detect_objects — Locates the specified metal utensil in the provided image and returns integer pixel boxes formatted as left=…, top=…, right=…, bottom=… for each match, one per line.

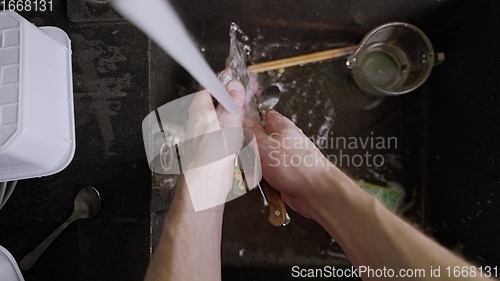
left=257, top=85, right=281, bottom=114
left=19, top=187, right=101, bottom=271
left=256, top=86, right=290, bottom=226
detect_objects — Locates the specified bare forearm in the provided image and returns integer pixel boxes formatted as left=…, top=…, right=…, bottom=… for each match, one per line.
left=145, top=177, right=224, bottom=281
left=311, top=170, right=491, bottom=280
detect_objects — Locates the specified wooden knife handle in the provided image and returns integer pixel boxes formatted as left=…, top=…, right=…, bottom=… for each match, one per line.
left=261, top=181, right=287, bottom=226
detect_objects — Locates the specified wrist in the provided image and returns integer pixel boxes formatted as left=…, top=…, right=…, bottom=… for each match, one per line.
left=171, top=176, right=226, bottom=214
left=305, top=166, right=370, bottom=224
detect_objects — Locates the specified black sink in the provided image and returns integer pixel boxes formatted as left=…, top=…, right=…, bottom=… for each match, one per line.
left=0, top=0, right=499, bottom=280
left=151, top=0, right=500, bottom=278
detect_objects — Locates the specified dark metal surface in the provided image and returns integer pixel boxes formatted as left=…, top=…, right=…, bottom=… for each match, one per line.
left=152, top=0, right=500, bottom=279
left=149, top=1, right=429, bottom=273
left=427, top=0, right=500, bottom=267
left=0, top=0, right=499, bottom=280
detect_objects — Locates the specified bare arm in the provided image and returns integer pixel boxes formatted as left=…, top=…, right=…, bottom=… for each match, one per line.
left=145, top=80, right=246, bottom=281
left=144, top=176, right=224, bottom=281
left=312, top=170, right=489, bottom=280
left=246, top=110, right=493, bottom=281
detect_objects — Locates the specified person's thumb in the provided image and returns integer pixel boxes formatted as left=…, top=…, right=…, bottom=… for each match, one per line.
left=265, top=110, right=298, bottom=135
left=187, top=90, right=220, bottom=139
left=216, top=81, right=245, bottom=127
left=243, top=118, right=268, bottom=145
left=189, top=90, right=216, bottom=118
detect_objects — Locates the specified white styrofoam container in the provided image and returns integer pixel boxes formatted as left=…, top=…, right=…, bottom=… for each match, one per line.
left=0, top=245, right=24, bottom=281
left=0, top=11, right=75, bottom=182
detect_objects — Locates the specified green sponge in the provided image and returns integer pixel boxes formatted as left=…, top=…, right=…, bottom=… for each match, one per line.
left=356, top=180, right=403, bottom=213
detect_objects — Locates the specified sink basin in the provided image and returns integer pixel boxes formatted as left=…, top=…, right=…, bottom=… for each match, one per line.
left=0, top=1, right=497, bottom=280
left=151, top=40, right=425, bottom=273
left=149, top=0, right=500, bottom=277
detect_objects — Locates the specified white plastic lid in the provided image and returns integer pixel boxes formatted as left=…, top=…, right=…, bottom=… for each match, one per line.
left=0, top=245, right=24, bottom=281
left=0, top=11, right=75, bottom=182
left=0, top=13, right=20, bottom=146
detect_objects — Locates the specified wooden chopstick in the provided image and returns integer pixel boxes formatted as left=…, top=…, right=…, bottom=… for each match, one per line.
left=247, top=45, right=358, bottom=73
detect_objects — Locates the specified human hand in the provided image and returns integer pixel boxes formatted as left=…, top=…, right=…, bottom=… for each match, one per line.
left=181, top=80, right=246, bottom=211
left=244, top=110, right=339, bottom=219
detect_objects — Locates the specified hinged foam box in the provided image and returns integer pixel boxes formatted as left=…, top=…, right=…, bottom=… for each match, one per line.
left=0, top=11, right=74, bottom=182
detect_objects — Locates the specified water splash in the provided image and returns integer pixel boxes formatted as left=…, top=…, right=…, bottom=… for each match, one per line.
left=112, top=0, right=241, bottom=115
left=227, top=23, right=251, bottom=92
left=226, top=23, right=259, bottom=120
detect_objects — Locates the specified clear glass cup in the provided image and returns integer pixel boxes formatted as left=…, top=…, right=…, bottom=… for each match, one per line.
left=346, top=22, right=445, bottom=96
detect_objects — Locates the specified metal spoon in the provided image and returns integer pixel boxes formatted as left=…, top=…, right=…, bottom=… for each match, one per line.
left=19, top=187, right=101, bottom=270
left=255, top=85, right=282, bottom=205
left=257, top=85, right=282, bottom=114
left=255, top=86, right=291, bottom=226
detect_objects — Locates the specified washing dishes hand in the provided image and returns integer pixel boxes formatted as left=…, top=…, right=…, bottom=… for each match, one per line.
left=144, top=79, right=247, bottom=281
left=181, top=80, right=246, bottom=211
left=244, top=110, right=494, bottom=281
left=146, top=81, right=494, bottom=281
left=244, top=110, right=341, bottom=219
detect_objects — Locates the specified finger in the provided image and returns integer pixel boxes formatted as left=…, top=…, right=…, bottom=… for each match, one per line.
left=189, top=90, right=216, bottom=117
left=216, top=68, right=232, bottom=85
left=216, top=80, right=245, bottom=114
left=243, top=118, right=269, bottom=145
left=243, top=118, right=277, bottom=163
left=216, top=80, right=246, bottom=127
left=225, top=80, right=246, bottom=107
left=265, top=110, right=299, bottom=134
left=186, top=90, right=220, bottom=138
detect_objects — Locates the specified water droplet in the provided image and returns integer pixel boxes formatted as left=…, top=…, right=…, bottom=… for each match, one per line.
left=229, top=22, right=241, bottom=33
left=346, top=58, right=356, bottom=68
left=421, top=53, right=428, bottom=64
left=243, top=45, right=251, bottom=56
